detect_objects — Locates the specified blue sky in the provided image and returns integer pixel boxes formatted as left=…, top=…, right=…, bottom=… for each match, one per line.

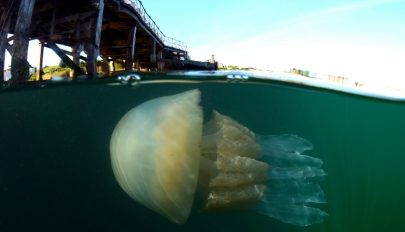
left=142, top=0, right=405, bottom=86
left=5, top=0, right=405, bottom=87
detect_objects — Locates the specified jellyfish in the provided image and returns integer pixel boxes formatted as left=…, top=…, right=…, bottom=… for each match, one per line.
left=110, top=89, right=328, bottom=226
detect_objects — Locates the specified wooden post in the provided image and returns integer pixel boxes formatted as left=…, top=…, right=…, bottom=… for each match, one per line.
left=126, top=25, right=137, bottom=70
left=72, top=42, right=83, bottom=77
left=112, top=60, right=116, bottom=72
left=108, top=60, right=114, bottom=73
left=6, top=42, right=12, bottom=54
left=85, top=40, right=98, bottom=77
left=157, top=50, right=164, bottom=70
left=85, top=0, right=104, bottom=78
left=11, top=0, right=36, bottom=84
left=72, top=22, right=83, bottom=78
left=36, top=41, right=44, bottom=81
left=72, top=23, right=82, bottom=65
left=150, top=39, right=157, bottom=69
left=135, top=60, right=139, bottom=70
left=0, top=13, right=10, bottom=83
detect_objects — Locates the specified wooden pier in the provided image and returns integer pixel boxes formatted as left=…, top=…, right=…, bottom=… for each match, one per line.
left=0, top=0, right=217, bottom=84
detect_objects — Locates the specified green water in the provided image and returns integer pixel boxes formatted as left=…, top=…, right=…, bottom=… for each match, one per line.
left=1, top=78, right=405, bottom=231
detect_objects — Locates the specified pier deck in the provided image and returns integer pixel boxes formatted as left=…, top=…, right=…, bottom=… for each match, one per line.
left=0, top=0, right=217, bottom=83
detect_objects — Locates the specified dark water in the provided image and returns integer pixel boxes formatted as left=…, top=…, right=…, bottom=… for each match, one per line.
left=1, top=77, right=405, bottom=231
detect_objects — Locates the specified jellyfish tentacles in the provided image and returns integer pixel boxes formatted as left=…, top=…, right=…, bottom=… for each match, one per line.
left=198, top=111, right=268, bottom=209
left=199, top=111, right=328, bottom=226
left=110, top=89, right=328, bottom=226
left=254, top=134, right=328, bottom=226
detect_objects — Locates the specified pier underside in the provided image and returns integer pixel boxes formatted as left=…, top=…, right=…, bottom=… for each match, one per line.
left=0, top=0, right=217, bottom=83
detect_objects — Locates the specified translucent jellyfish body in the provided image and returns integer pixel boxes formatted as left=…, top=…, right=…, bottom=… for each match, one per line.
left=199, top=111, right=328, bottom=226
left=110, top=89, right=328, bottom=226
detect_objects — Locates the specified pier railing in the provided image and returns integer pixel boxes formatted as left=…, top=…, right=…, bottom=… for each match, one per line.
left=122, top=0, right=187, bottom=51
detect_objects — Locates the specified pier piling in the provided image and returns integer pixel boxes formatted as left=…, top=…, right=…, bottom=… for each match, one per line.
left=126, top=24, right=137, bottom=70
left=151, top=38, right=157, bottom=69
left=85, top=0, right=104, bottom=78
left=0, top=10, right=10, bottom=83
left=11, top=0, right=36, bottom=84
left=36, top=41, right=44, bottom=81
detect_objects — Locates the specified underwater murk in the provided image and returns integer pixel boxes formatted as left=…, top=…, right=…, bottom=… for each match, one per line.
left=1, top=73, right=405, bottom=232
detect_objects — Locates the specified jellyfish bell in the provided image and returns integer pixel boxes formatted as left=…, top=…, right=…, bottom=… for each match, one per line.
left=110, top=89, right=328, bottom=226
left=110, top=89, right=203, bottom=224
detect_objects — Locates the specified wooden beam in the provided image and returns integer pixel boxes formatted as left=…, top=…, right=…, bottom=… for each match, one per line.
left=104, top=21, right=130, bottom=30
left=126, top=25, right=137, bottom=70
left=11, top=0, right=36, bottom=84
left=7, top=36, right=14, bottom=42
left=68, top=49, right=87, bottom=61
left=46, top=40, right=83, bottom=75
left=43, top=43, right=86, bottom=61
left=33, top=2, right=55, bottom=14
left=0, top=11, right=10, bottom=83
left=105, top=40, right=131, bottom=46
left=103, top=45, right=129, bottom=49
left=43, top=11, right=96, bottom=29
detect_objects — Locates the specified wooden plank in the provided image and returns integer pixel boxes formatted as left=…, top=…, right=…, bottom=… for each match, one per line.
left=11, top=0, right=36, bottom=84
left=0, top=11, right=10, bottom=82
left=46, top=40, right=83, bottom=75
left=104, top=45, right=129, bottom=49
left=126, top=25, right=137, bottom=70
